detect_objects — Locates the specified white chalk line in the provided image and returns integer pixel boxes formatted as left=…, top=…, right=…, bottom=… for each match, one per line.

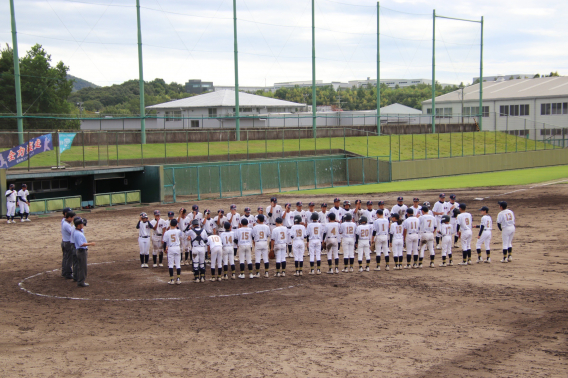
left=18, top=261, right=301, bottom=301
left=475, top=178, right=568, bottom=200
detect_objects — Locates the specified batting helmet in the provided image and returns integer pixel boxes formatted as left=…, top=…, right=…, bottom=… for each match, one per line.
left=311, top=212, right=319, bottom=221
left=343, top=213, right=352, bottom=222
left=441, top=215, right=450, bottom=223
left=293, top=215, right=302, bottom=224
left=343, top=200, right=351, bottom=206
left=140, top=212, right=148, bottom=218
left=423, top=201, right=430, bottom=207
left=359, top=216, right=368, bottom=224
left=73, top=217, right=83, bottom=227
left=192, top=204, right=199, bottom=211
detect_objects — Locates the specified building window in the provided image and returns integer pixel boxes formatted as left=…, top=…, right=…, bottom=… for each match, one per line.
left=540, top=128, right=562, bottom=136
left=165, top=111, right=181, bottom=121
left=30, top=179, right=68, bottom=193
left=564, top=103, right=568, bottom=114
left=541, top=103, right=551, bottom=115
left=510, top=105, right=520, bottom=116
left=499, top=105, right=509, bottom=116
left=208, top=108, right=217, bottom=117
left=191, top=120, right=199, bottom=128
left=508, top=130, right=529, bottom=136
left=520, top=104, right=529, bottom=116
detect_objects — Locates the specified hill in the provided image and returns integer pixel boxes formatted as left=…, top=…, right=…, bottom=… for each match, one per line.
left=67, top=75, right=99, bottom=92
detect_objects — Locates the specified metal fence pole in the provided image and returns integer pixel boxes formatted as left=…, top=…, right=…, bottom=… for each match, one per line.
left=343, top=127, right=346, bottom=152
left=246, top=130, right=249, bottom=160
left=484, top=131, right=486, bottom=155
left=228, top=131, right=230, bottom=161
left=505, top=116, right=508, bottom=152
left=462, top=131, right=464, bottom=157
left=116, top=132, right=119, bottom=166
left=376, top=157, right=379, bottom=183
left=164, top=129, right=167, bottom=164
left=296, top=160, right=300, bottom=190
left=449, top=131, right=452, bottom=157
left=82, top=131, right=86, bottom=168
left=219, top=165, right=223, bottom=198
left=282, top=128, right=284, bottom=158
left=389, top=133, right=392, bottom=158
left=346, top=157, right=350, bottom=186
left=265, top=129, right=268, bottom=158
left=239, top=164, right=243, bottom=196
left=398, top=134, right=401, bottom=161
left=525, top=120, right=527, bottom=151
left=259, top=163, right=263, bottom=194
left=277, top=161, right=281, bottom=192
left=361, top=157, right=365, bottom=185
left=330, top=158, right=334, bottom=187
left=298, top=127, right=301, bottom=157
left=197, top=167, right=201, bottom=201
left=412, top=133, right=414, bottom=160
left=140, top=131, right=144, bottom=165
left=207, top=130, right=210, bottom=162
left=495, top=128, right=497, bottom=154
left=366, top=132, right=369, bottom=157
left=186, top=130, right=189, bottom=163
left=313, top=159, right=317, bottom=189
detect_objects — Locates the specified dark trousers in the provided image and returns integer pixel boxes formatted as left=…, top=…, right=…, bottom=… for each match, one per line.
left=76, top=248, right=88, bottom=285
left=72, top=246, right=78, bottom=281
left=61, top=241, right=73, bottom=278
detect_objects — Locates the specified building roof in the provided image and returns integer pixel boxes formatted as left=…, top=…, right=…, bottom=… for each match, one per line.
left=423, top=76, right=568, bottom=104
left=146, top=90, right=305, bottom=109
left=380, top=103, right=422, bottom=115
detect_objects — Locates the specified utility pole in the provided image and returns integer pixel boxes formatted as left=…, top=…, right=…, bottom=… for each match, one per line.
left=311, top=0, right=316, bottom=137
left=479, top=16, right=484, bottom=131
left=233, top=0, right=241, bottom=141
left=9, top=0, right=24, bottom=144
left=431, top=9, right=436, bottom=134
left=136, top=0, right=146, bottom=144
left=376, top=1, right=381, bottom=135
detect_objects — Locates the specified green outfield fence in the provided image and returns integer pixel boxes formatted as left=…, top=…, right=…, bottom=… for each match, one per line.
left=29, top=195, right=81, bottom=214
left=94, top=190, right=141, bottom=207
left=0, top=113, right=566, bottom=171
left=163, top=155, right=391, bottom=203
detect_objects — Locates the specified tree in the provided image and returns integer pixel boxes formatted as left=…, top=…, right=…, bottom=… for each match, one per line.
left=534, top=74, right=540, bottom=78
left=0, top=44, right=78, bottom=130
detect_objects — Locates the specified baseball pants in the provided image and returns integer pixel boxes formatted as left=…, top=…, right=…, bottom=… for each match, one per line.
left=61, top=241, right=73, bottom=278
left=138, top=237, right=150, bottom=255
left=420, top=232, right=435, bottom=258
left=19, top=202, right=29, bottom=215
left=441, top=236, right=452, bottom=257
left=476, top=230, right=492, bottom=251
left=151, top=237, right=163, bottom=255
left=374, top=235, right=389, bottom=256
left=406, top=233, right=419, bottom=256
left=274, top=244, right=287, bottom=264
left=6, top=201, right=15, bottom=217
left=357, top=240, right=371, bottom=262
left=308, top=239, right=322, bottom=262
left=254, top=241, right=269, bottom=263
left=222, top=246, right=235, bottom=266
left=391, top=239, right=404, bottom=258
left=292, top=240, right=305, bottom=262
left=238, top=245, right=252, bottom=265
left=192, top=246, right=206, bottom=270
left=325, top=239, right=339, bottom=260
left=210, top=246, right=223, bottom=269
left=72, top=245, right=78, bottom=281
left=501, top=226, right=515, bottom=250
left=76, top=248, right=88, bottom=285
left=167, top=247, right=181, bottom=269
left=461, top=229, right=473, bottom=251
left=342, top=238, right=355, bottom=259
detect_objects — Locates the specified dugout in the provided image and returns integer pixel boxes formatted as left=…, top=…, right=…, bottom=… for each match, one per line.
left=1, top=166, right=164, bottom=216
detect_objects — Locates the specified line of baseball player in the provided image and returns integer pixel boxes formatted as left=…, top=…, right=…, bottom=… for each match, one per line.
left=136, top=195, right=516, bottom=285
left=5, top=183, right=31, bottom=223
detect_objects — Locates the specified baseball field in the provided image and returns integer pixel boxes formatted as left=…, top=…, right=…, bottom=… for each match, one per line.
left=1, top=166, right=568, bottom=377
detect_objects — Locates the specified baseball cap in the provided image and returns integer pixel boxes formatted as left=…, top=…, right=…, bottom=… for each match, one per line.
left=355, top=199, right=361, bottom=204
left=218, top=209, right=225, bottom=214
left=413, top=197, right=419, bottom=202
left=230, top=204, right=237, bottom=210
left=257, top=206, right=263, bottom=211
left=321, top=203, right=327, bottom=208
left=378, top=201, right=385, bottom=206
left=140, top=212, right=148, bottom=218
left=154, top=210, right=160, bottom=216
left=204, top=209, right=211, bottom=214
left=397, top=197, right=403, bottom=201
left=244, top=207, right=251, bottom=213
left=179, top=207, right=187, bottom=214
left=449, top=194, right=456, bottom=200
left=439, top=193, right=446, bottom=198
left=167, top=211, right=174, bottom=217
left=270, top=197, right=277, bottom=203
left=459, top=203, right=467, bottom=210
left=343, top=200, right=351, bottom=205
left=285, top=203, right=291, bottom=208
left=308, top=202, right=315, bottom=207
left=22, top=184, right=27, bottom=188
left=498, top=201, right=507, bottom=208
left=63, top=207, right=72, bottom=215
left=334, top=197, right=340, bottom=202
left=366, top=201, right=373, bottom=206
left=479, top=206, right=489, bottom=212
left=192, top=204, right=198, bottom=211
left=296, top=201, right=303, bottom=206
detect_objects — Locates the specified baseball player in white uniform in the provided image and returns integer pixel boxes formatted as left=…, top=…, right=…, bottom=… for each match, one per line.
left=342, top=200, right=354, bottom=222
left=243, top=207, right=255, bottom=228
left=187, top=219, right=208, bottom=282
left=456, top=203, right=473, bottom=266
left=409, top=198, right=421, bottom=218
left=136, top=212, right=152, bottom=268
left=293, top=202, right=307, bottom=225
left=352, top=200, right=363, bottom=223
left=391, top=197, right=408, bottom=220
left=255, top=207, right=265, bottom=227
left=448, top=195, right=460, bottom=247
left=17, top=184, right=30, bottom=222
left=329, top=198, right=344, bottom=223
left=362, top=201, right=377, bottom=224
left=252, top=214, right=271, bottom=278
left=305, top=202, right=317, bottom=224
left=282, top=203, right=294, bottom=258
left=290, top=215, right=306, bottom=276
left=266, top=197, right=282, bottom=232
left=150, top=210, right=168, bottom=267
left=228, top=205, right=241, bottom=260
left=355, top=216, right=373, bottom=272
left=418, top=206, right=436, bottom=268
left=432, top=193, right=446, bottom=249
left=340, top=213, right=356, bottom=272
left=5, top=184, right=17, bottom=223
left=390, top=213, right=404, bottom=270
left=219, top=222, right=236, bottom=280
left=372, top=209, right=390, bottom=271
left=402, top=208, right=420, bottom=268
left=439, top=215, right=453, bottom=267
left=207, top=233, right=224, bottom=281
left=497, top=201, right=515, bottom=263
left=163, top=219, right=183, bottom=285
left=324, top=212, right=340, bottom=274
left=318, top=203, right=329, bottom=224
left=202, top=210, right=216, bottom=235
left=177, top=208, right=191, bottom=265
left=306, top=212, right=324, bottom=274
left=474, top=206, right=492, bottom=263
left=271, top=217, right=288, bottom=277
left=235, top=218, right=254, bottom=279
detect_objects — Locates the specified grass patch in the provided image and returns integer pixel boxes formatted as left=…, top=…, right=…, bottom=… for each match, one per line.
left=10, top=131, right=552, bottom=168
left=290, top=165, right=568, bottom=195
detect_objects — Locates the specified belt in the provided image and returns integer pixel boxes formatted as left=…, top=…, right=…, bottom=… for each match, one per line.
left=140, top=236, right=149, bottom=238
left=156, top=234, right=162, bottom=236
left=8, top=201, right=15, bottom=203
left=287, top=226, right=291, bottom=229
left=232, top=227, right=237, bottom=229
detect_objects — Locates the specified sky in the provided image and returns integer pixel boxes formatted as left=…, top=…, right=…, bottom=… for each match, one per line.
left=1, top=0, right=567, bottom=88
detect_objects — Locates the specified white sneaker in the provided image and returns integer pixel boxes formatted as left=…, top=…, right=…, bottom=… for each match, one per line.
left=448, top=261, right=454, bottom=266
left=141, top=264, right=145, bottom=268
left=374, top=266, right=381, bottom=271
left=167, top=279, right=174, bottom=285
left=294, top=271, right=299, bottom=277
left=231, top=274, right=236, bottom=279
left=309, top=270, right=315, bottom=275
left=200, top=277, right=205, bottom=283
left=210, top=277, right=216, bottom=282
left=403, top=264, right=409, bottom=269
left=349, top=267, right=354, bottom=273
left=430, top=262, right=435, bottom=268
left=239, top=273, right=245, bottom=279
left=25, top=218, right=31, bottom=222
left=281, top=271, right=286, bottom=277
left=327, top=269, right=334, bottom=274
left=255, top=272, right=261, bottom=278
left=508, top=256, right=512, bottom=262
left=477, top=258, right=483, bottom=264
left=467, top=260, right=473, bottom=265
left=385, top=265, right=390, bottom=271
left=500, top=259, right=508, bottom=263
left=365, top=266, right=370, bottom=272
left=20, top=219, right=24, bottom=222
left=335, top=267, right=339, bottom=274
left=6, top=220, right=9, bottom=224
left=439, top=262, right=446, bottom=267
left=316, top=269, right=321, bottom=275
left=144, top=264, right=149, bottom=268
left=159, top=263, right=163, bottom=267
left=176, top=278, right=181, bottom=285
left=275, top=272, right=281, bottom=277
left=458, top=262, right=468, bottom=266
left=265, top=272, right=269, bottom=278
left=194, top=278, right=200, bottom=283
left=485, top=258, right=491, bottom=263
left=436, top=245, right=441, bottom=250
left=358, top=267, right=363, bottom=273
left=299, top=271, right=303, bottom=276
left=223, top=275, right=229, bottom=280
left=153, top=264, right=157, bottom=268
left=342, top=268, right=348, bottom=273
left=249, top=273, right=254, bottom=279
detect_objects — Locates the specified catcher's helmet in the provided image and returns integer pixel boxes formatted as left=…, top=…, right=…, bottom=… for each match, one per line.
left=311, top=212, right=319, bottom=221
left=191, top=219, right=200, bottom=226
left=293, top=215, right=302, bottom=224
left=327, top=212, right=336, bottom=221
left=441, top=215, right=450, bottom=223
left=343, top=213, right=352, bottom=222
left=359, top=216, right=368, bottom=224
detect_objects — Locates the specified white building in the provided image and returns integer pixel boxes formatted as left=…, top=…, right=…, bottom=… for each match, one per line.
left=348, top=78, right=455, bottom=89
left=422, top=76, right=568, bottom=138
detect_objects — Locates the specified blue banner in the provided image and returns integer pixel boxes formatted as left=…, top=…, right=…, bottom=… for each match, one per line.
left=0, top=133, right=53, bottom=169
left=59, top=133, right=77, bottom=155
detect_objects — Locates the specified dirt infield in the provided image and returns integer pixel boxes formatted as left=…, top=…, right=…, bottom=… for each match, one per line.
left=1, top=183, right=568, bottom=377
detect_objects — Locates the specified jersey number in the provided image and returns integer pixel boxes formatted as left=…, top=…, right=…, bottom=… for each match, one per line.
left=347, top=226, right=354, bottom=234
left=211, top=236, right=220, bottom=243
left=296, top=229, right=302, bottom=237
left=465, top=218, right=470, bottom=225
left=506, top=213, right=512, bottom=221
left=259, top=231, right=264, bottom=239
left=243, top=232, right=250, bottom=240
left=170, top=234, right=176, bottom=242
left=361, top=229, right=369, bottom=237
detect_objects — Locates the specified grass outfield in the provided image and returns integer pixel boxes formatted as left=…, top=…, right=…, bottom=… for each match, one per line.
left=290, top=165, right=568, bottom=195
left=13, top=131, right=550, bottom=168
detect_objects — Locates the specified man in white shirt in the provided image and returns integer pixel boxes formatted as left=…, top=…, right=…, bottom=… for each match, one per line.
left=418, top=206, right=437, bottom=268
left=432, top=193, right=446, bottom=249
left=163, top=219, right=183, bottom=285
left=456, top=203, right=473, bottom=266
left=306, top=213, right=324, bottom=274
left=318, top=203, right=329, bottom=224
left=271, top=217, right=288, bottom=277
left=252, top=215, right=271, bottom=278
left=372, top=209, right=390, bottom=271
left=235, top=218, right=254, bottom=279
left=266, top=197, right=282, bottom=232
left=5, top=183, right=17, bottom=224
left=150, top=210, right=168, bottom=268
left=402, top=208, right=420, bottom=268
left=340, top=213, right=357, bottom=272
left=329, top=198, right=344, bottom=223
left=497, top=201, right=516, bottom=263
left=474, top=206, right=492, bottom=263
left=136, top=212, right=152, bottom=268
left=17, top=184, right=30, bottom=222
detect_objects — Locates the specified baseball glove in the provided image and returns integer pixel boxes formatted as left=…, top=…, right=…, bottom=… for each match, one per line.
left=269, top=250, right=275, bottom=259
